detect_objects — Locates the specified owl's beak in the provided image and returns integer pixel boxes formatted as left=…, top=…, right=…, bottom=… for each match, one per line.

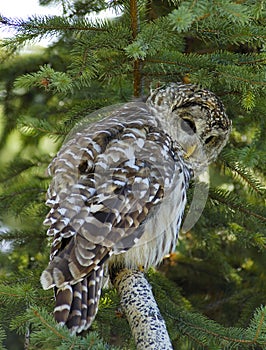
left=184, top=144, right=197, bottom=159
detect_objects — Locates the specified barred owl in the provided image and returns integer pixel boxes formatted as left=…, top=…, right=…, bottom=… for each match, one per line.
left=41, top=83, right=231, bottom=333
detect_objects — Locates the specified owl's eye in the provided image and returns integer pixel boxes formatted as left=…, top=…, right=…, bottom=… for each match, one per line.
left=180, top=118, right=196, bottom=135
left=205, top=135, right=217, bottom=145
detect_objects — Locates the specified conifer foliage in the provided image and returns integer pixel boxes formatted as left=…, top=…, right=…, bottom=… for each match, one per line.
left=0, top=1, right=265, bottom=349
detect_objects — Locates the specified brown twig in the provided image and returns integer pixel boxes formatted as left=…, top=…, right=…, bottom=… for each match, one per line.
left=130, top=0, right=141, bottom=97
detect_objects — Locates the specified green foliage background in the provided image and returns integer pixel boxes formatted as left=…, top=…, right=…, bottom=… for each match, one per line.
left=0, top=1, right=265, bottom=349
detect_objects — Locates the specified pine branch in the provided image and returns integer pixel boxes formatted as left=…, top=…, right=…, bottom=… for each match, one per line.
left=32, top=308, right=66, bottom=340
left=14, top=64, right=73, bottom=93
left=0, top=15, right=107, bottom=34
left=17, top=115, right=67, bottom=138
left=219, top=71, right=266, bottom=86
left=0, top=158, right=36, bottom=183
left=149, top=271, right=266, bottom=348
left=213, top=1, right=251, bottom=25
left=24, top=307, right=119, bottom=349
left=0, top=327, right=6, bottom=350
left=209, top=188, right=266, bottom=224
left=0, top=284, right=37, bottom=307
left=220, top=155, right=266, bottom=196
left=0, top=15, right=108, bottom=49
left=252, top=306, right=265, bottom=343
left=176, top=307, right=266, bottom=348
left=0, top=182, right=47, bottom=217
left=229, top=163, right=265, bottom=195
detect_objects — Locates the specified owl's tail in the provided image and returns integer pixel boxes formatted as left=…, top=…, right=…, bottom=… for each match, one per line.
left=54, top=266, right=104, bottom=334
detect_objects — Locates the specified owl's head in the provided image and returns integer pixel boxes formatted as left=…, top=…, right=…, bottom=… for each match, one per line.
left=146, top=82, right=231, bottom=171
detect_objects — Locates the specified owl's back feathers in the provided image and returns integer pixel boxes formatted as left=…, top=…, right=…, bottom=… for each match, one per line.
left=41, top=83, right=230, bottom=333
left=41, top=102, right=191, bottom=333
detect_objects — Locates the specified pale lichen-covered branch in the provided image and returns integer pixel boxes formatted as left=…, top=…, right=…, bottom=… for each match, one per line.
left=113, top=269, right=173, bottom=350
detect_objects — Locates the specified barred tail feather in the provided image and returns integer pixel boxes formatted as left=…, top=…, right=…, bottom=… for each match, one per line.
left=54, top=285, right=73, bottom=325
left=54, top=266, right=104, bottom=334
left=85, top=266, right=104, bottom=330
left=65, top=282, right=83, bottom=333
left=79, top=278, right=88, bottom=332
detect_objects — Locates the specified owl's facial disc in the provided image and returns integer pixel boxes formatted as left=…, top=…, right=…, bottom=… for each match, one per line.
left=147, top=82, right=231, bottom=170
left=173, top=105, right=229, bottom=171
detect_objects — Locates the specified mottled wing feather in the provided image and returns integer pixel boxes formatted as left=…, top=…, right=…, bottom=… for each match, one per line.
left=41, top=102, right=188, bottom=332
left=42, top=103, right=180, bottom=288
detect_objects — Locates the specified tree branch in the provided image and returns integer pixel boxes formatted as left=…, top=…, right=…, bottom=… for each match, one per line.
left=130, top=0, right=141, bottom=97
left=113, top=269, right=173, bottom=350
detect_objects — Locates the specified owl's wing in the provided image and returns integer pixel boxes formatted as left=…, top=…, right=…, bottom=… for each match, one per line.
left=41, top=102, right=190, bottom=332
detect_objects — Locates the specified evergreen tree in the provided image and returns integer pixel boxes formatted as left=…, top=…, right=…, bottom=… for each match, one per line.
left=0, top=1, right=265, bottom=349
